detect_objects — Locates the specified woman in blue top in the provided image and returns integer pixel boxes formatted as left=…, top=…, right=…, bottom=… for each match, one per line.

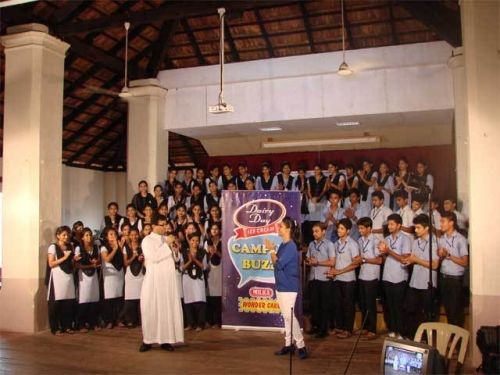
left=265, top=217, right=308, bottom=360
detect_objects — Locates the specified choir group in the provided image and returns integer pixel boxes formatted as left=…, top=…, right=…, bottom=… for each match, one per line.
left=46, top=158, right=469, bottom=342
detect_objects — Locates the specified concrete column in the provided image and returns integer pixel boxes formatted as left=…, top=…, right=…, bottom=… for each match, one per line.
left=0, top=24, right=69, bottom=332
left=460, top=0, right=500, bottom=366
left=126, top=78, right=168, bottom=198
left=447, top=47, right=469, bottom=215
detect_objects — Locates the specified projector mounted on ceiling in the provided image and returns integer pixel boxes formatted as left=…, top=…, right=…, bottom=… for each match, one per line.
left=208, top=8, right=234, bottom=114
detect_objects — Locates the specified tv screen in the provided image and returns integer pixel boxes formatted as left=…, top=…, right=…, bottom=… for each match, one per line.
left=381, top=338, right=433, bottom=375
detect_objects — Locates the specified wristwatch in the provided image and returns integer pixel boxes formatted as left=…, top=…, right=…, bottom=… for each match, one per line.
left=362, top=258, right=366, bottom=263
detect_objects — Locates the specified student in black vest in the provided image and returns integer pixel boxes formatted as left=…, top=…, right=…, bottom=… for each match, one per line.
left=189, top=203, right=206, bottom=238
left=393, top=158, right=412, bottom=198
left=204, top=180, right=221, bottom=214
left=181, top=232, right=208, bottom=331
left=327, top=162, right=346, bottom=192
left=100, top=227, right=125, bottom=329
left=245, top=177, right=256, bottom=190
left=132, top=180, right=157, bottom=218
left=375, top=162, right=393, bottom=208
left=190, top=183, right=205, bottom=211
left=75, top=228, right=101, bottom=332
left=182, top=169, right=196, bottom=196
left=71, top=221, right=84, bottom=250
left=164, top=168, right=178, bottom=198
left=272, top=161, right=296, bottom=191
left=142, top=204, right=155, bottom=226
left=173, top=203, right=190, bottom=239
left=47, top=226, right=76, bottom=335
left=103, top=202, right=122, bottom=231
left=204, top=223, right=223, bottom=328
left=118, top=204, right=143, bottom=235
left=205, top=205, right=222, bottom=233
left=121, top=228, right=145, bottom=328
left=357, top=160, right=378, bottom=212
left=256, top=161, right=274, bottom=190
left=343, top=164, right=359, bottom=207
left=195, top=167, right=207, bottom=194
left=167, top=182, right=190, bottom=220
left=218, top=163, right=235, bottom=190
left=205, top=165, right=220, bottom=193
left=410, top=161, right=433, bottom=208
left=236, top=163, right=253, bottom=190
left=153, top=184, right=165, bottom=209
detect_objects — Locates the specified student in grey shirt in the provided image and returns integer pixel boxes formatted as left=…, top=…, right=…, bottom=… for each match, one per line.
left=438, top=212, right=469, bottom=327
left=305, top=222, right=335, bottom=338
left=402, top=214, right=439, bottom=338
left=378, top=213, right=412, bottom=339
left=327, top=218, right=360, bottom=339
left=357, top=217, right=383, bottom=339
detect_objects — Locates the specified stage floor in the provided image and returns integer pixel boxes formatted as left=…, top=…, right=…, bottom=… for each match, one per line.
left=0, top=327, right=386, bottom=374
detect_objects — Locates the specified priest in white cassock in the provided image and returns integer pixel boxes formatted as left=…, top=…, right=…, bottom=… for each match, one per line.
left=139, top=214, right=184, bottom=352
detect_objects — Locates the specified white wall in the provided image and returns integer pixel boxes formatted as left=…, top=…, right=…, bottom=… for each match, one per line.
left=159, top=41, right=454, bottom=132
left=61, top=166, right=126, bottom=232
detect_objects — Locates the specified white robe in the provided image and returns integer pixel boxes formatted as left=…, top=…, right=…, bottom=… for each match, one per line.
left=140, top=232, right=184, bottom=345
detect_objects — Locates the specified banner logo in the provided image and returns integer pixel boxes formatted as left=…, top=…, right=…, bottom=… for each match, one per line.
left=228, top=199, right=286, bottom=288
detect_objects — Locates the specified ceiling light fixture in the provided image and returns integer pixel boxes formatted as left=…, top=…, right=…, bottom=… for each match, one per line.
left=336, top=121, right=360, bottom=127
left=338, top=0, right=353, bottom=76
left=262, top=136, right=379, bottom=149
left=259, top=127, right=283, bottom=132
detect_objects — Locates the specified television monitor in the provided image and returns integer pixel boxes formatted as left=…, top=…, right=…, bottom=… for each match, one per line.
left=381, top=338, right=435, bottom=375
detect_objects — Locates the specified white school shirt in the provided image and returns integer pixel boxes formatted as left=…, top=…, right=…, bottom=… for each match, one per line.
left=334, top=237, right=360, bottom=282
left=409, top=236, right=439, bottom=290
left=382, top=232, right=412, bottom=283
left=397, top=205, right=415, bottom=231
left=439, top=231, right=468, bottom=276
left=370, top=206, right=392, bottom=232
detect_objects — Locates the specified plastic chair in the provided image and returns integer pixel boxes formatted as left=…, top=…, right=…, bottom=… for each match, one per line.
left=414, top=322, right=470, bottom=367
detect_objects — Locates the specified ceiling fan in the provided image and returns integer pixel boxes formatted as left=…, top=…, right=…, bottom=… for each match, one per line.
left=208, top=7, right=234, bottom=114
left=79, top=22, right=133, bottom=99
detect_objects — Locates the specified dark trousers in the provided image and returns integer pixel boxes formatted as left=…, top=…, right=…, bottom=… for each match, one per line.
left=120, top=299, right=141, bottom=325
left=207, top=296, right=222, bottom=326
left=102, top=297, right=123, bottom=326
left=77, top=302, right=99, bottom=329
left=382, top=280, right=407, bottom=335
left=48, top=299, right=75, bottom=333
left=185, top=302, right=206, bottom=328
left=334, top=280, right=356, bottom=332
left=309, top=279, right=332, bottom=334
left=403, top=287, right=438, bottom=338
left=359, top=279, right=379, bottom=334
left=440, top=275, right=465, bottom=327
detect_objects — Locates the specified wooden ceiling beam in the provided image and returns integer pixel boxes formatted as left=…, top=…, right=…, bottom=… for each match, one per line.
left=225, top=24, right=241, bottom=62
left=176, top=134, right=200, bottom=166
left=299, top=2, right=316, bottom=53
left=395, top=0, right=461, bottom=47
left=53, top=1, right=292, bottom=36
left=65, top=36, right=126, bottom=73
left=180, top=19, right=206, bottom=66
left=66, top=115, right=125, bottom=164
left=85, top=132, right=125, bottom=167
left=63, top=24, right=150, bottom=98
left=147, top=20, right=179, bottom=76
left=255, top=9, right=274, bottom=58
left=50, top=1, right=87, bottom=24
left=342, top=2, right=355, bottom=49
left=388, top=1, right=399, bottom=45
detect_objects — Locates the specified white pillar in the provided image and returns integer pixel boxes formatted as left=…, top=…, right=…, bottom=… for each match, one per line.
left=0, top=24, right=69, bottom=332
left=447, top=47, right=469, bottom=215
left=461, top=0, right=500, bottom=366
left=126, top=78, right=168, bottom=198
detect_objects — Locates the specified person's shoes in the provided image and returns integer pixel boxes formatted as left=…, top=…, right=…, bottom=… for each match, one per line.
left=160, top=343, right=175, bottom=352
left=195, top=327, right=202, bottom=332
left=396, top=334, right=404, bottom=340
left=336, top=331, right=352, bottom=339
left=274, top=345, right=295, bottom=356
left=363, top=332, right=378, bottom=340
left=184, top=326, right=192, bottom=331
left=314, top=331, right=328, bottom=339
left=298, top=347, right=309, bottom=360
left=353, top=329, right=368, bottom=335
left=139, top=343, right=152, bottom=352
left=388, top=331, right=396, bottom=338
